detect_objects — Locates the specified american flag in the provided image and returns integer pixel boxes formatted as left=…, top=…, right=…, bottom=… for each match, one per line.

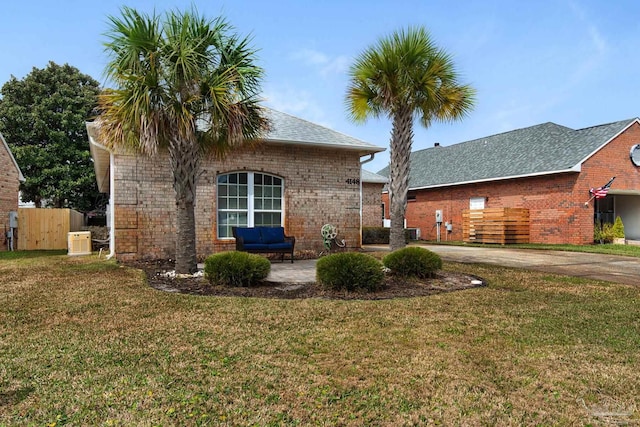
left=590, top=177, right=615, bottom=199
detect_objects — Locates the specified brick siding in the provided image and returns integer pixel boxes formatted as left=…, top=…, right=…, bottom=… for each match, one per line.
left=362, top=182, right=384, bottom=227
left=0, top=139, right=20, bottom=250
left=112, top=143, right=363, bottom=261
left=385, top=122, right=640, bottom=245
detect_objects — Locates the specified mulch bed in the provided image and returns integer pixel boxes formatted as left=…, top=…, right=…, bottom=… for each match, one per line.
left=127, top=259, right=486, bottom=300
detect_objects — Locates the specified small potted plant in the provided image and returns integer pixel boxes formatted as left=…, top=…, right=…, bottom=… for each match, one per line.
left=612, top=216, right=625, bottom=245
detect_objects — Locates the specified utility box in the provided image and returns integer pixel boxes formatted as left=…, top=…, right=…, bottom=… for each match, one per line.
left=68, top=231, right=92, bottom=256
left=435, top=210, right=443, bottom=223
left=8, top=211, right=18, bottom=228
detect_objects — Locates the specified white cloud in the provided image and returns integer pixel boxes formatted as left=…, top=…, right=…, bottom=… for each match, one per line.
left=568, top=0, right=608, bottom=54
left=291, top=48, right=350, bottom=77
left=262, top=84, right=333, bottom=127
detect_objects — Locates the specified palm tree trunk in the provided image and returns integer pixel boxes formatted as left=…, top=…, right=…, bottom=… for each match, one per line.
left=169, top=137, right=200, bottom=274
left=389, top=107, right=414, bottom=251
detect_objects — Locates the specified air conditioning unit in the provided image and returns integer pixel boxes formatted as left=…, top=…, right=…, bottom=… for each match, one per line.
left=68, top=231, right=92, bottom=256
left=407, top=228, right=421, bottom=240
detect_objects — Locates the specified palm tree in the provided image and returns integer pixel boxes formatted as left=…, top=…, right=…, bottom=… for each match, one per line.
left=98, top=7, right=268, bottom=274
left=346, top=26, right=475, bottom=250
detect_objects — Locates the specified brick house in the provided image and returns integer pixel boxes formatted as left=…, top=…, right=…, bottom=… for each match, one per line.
left=0, top=131, right=24, bottom=250
left=88, top=108, right=384, bottom=261
left=380, top=118, right=640, bottom=244
left=361, top=169, right=388, bottom=227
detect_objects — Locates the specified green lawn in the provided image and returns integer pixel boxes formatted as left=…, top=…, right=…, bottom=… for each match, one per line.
left=1, top=252, right=638, bottom=425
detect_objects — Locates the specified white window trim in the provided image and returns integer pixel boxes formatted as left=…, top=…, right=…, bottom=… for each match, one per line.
left=217, top=171, right=285, bottom=239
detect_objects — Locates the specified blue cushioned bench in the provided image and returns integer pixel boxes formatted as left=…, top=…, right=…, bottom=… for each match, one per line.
left=232, top=226, right=295, bottom=263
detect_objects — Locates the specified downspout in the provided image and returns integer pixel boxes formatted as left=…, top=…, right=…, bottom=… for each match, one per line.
left=107, top=151, right=116, bottom=259
left=359, top=153, right=376, bottom=247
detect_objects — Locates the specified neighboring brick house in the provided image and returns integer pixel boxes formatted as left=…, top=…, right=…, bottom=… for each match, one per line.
left=361, top=169, right=387, bottom=227
left=88, top=108, right=384, bottom=261
left=380, top=118, right=640, bottom=244
left=0, top=132, right=25, bottom=250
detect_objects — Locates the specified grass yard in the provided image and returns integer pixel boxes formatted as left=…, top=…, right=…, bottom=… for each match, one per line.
left=1, top=252, right=639, bottom=425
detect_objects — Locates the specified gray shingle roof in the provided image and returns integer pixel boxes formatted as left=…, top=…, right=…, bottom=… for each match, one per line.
left=263, top=108, right=384, bottom=154
left=378, top=118, right=637, bottom=189
left=362, top=169, right=389, bottom=184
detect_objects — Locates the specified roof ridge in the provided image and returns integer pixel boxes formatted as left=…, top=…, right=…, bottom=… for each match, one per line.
left=412, top=121, right=572, bottom=155
left=575, top=118, right=636, bottom=132
left=265, top=106, right=376, bottom=146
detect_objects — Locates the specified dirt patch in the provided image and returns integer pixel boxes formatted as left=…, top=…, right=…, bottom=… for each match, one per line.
left=127, top=259, right=486, bottom=300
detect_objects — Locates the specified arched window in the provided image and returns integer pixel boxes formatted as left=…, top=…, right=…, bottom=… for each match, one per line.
left=217, top=172, right=284, bottom=238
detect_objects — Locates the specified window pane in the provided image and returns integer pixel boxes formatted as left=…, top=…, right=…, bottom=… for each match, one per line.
left=255, top=212, right=281, bottom=227
left=217, top=172, right=282, bottom=239
left=218, top=211, right=248, bottom=238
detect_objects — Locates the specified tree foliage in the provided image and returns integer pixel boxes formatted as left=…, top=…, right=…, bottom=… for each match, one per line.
left=99, top=7, right=268, bottom=273
left=0, top=61, right=102, bottom=211
left=346, top=27, right=475, bottom=250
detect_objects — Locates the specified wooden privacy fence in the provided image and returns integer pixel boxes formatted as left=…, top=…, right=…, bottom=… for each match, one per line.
left=17, top=208, right=84, bottom=250
left=463, top=208, right=530, bottom=244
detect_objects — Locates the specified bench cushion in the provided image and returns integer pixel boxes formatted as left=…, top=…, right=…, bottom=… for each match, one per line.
left=236, top=227, right=261, bottom=244
left=261, top=226, right=285, bottom=244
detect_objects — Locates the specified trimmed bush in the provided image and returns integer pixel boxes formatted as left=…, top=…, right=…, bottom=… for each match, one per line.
left=316, top=252, right=384, bottom=292
left=204, top=251, right=270, bottom=287
left=612, top=216, right=625, bottom=239
left=594, top=222, right=615, bottom=244
left=383, top=247, right=442, bottom=278
left=362, top=227, right=411, bottom=244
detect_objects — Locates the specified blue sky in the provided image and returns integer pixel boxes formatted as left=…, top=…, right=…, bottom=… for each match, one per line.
left=1, top=0, right=638, bottom=173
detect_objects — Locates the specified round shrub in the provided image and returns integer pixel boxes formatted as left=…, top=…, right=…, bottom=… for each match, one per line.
left=383, top=247, right=442, bottom=278
left=204, top=251, right=270, bottom=287
left=316, top=252, right=384, bottom=292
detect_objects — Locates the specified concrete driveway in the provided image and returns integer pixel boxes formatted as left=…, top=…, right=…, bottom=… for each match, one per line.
left=415, top=245, right=640, bottom=286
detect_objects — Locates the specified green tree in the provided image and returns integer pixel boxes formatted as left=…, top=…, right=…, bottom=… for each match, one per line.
left=346, top=27, right=475, bottom=249
left=99, top=7, right=268, bottom=274
left=0, top=62, right=102, bottom=211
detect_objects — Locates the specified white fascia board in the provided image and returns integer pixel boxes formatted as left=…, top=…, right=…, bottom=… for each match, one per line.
left=86, top=122, right=112, bottom=193
left=574, top=118, right=640, bottom=166
left=264, top=138, right=386, bottom=154
left=406, top=167, right=581, bottom=192
left=0, top=132, right=25, bottom=182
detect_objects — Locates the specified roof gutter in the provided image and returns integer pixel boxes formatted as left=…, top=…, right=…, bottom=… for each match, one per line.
left=265, top=138, right=385, bottom=154
left=358, top=153, right=377, bottom=247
